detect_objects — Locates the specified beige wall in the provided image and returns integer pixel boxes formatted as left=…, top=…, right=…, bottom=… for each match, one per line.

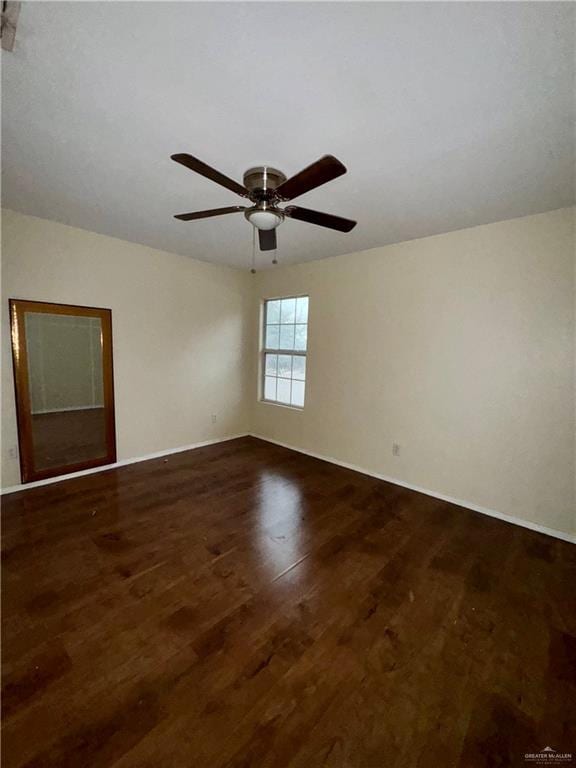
left=1, top=209, right=252, bottom=488
left=252, top=208, right=576, bottom=537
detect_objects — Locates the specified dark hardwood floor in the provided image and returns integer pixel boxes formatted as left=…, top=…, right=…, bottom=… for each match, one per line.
left=2, top=436, right=574, bottom=767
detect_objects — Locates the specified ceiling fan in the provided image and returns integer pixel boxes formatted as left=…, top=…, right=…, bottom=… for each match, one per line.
left=171, top=153, right=357, bottom=252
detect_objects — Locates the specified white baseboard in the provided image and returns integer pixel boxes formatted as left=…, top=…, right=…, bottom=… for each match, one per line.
left=249, top=433, right=576, bottom=545
left=0, top=433, right=249, bottom=496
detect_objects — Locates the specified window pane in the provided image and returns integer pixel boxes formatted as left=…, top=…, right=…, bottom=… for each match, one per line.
left=266, top=300, right=281, bottom=324
left=262, top=296, right=308, bottom=408
left=276, top=377, right=291, bottom=404
left=292, top=356, right=306, bottom=380
left=279, top=324, right=295, bottom=350
left=280, top=298, right=296, bottom=324
left=265, top=324, right=279, bottom=349
left=265, top=354, right=277, bottom=375
left=291, top=380, right=305, bottom=407
left=278, top=354, right=292, bottom=378
left=264, top=376, right=277, bottom=401
left=294, top=324, right=307, bottom=351
left=295, top=297, right=309, bottom=324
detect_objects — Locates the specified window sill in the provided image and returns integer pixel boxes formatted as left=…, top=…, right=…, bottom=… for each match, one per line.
left=259, top=399, right=304, bottom=412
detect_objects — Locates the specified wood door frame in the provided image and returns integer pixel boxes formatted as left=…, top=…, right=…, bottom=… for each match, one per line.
left=9, top=299, right=117, bottom=483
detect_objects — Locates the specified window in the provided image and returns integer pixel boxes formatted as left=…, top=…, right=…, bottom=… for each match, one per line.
left=262, top=296, right=308, bottom=408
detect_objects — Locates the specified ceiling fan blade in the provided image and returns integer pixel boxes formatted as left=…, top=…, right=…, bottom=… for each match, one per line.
left=174, top=206, right=246, bottom=221
left=275, top=155, right=347, bottom=201
left=171, top=154, right=249, bottom=198
left=258, top=228, right=277, bottom=251
left=284, top=206, right=356, bottom=232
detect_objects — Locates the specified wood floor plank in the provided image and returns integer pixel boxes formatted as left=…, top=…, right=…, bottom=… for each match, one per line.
left=2, top=436, right=574, bottom=768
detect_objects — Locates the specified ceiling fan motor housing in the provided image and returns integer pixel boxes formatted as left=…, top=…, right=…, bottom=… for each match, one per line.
left=243, top=166, right=287, bottom=229
left=243, top=167, right=287, bottom=202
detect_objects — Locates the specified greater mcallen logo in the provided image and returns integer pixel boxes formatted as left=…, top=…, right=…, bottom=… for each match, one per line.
left=524, top=747, right=573, bottom=764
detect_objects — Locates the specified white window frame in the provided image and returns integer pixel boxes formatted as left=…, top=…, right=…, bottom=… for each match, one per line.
left=261, top=295, right=308, bottom=409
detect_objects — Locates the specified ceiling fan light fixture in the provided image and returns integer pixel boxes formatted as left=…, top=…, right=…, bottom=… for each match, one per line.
left=246, top=208, right=283, bottom=231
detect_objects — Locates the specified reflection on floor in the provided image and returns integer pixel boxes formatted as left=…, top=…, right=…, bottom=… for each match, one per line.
left=1, top=436, right=574, bottom=767
left=31, top=408, right=107, bottom=470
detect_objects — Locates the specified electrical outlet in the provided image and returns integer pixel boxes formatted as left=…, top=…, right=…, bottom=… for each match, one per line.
left=8, top=446, right=17, bottom=460
left=392, top=443, right=401, bottom=457
left=211, top=414, right=217, bottom=424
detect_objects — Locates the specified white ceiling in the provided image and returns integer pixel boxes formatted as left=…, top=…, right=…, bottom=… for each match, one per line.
left=2, top=2, right=574, bottom=269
